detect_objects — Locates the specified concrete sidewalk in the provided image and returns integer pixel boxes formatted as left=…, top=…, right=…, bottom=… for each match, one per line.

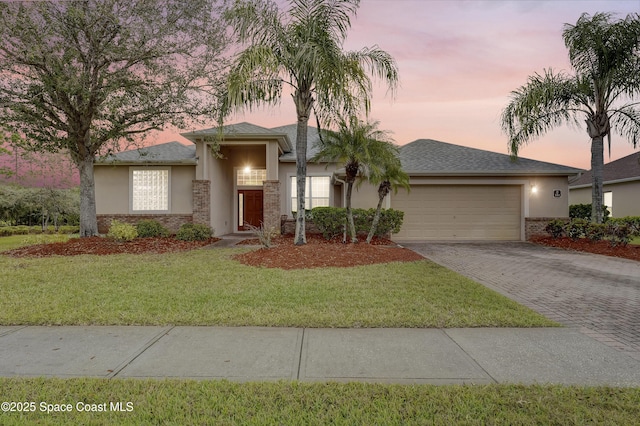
left=1, top=326, right=639, bottom=386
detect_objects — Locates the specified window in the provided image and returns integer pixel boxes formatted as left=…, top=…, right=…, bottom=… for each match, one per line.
left=604, top=191, right=613, bottom=217
left=237, top=169, right=266, bottom=186
left=131, top=169, right=169, bottom=211
left=291, top=176, right=330, bottom=212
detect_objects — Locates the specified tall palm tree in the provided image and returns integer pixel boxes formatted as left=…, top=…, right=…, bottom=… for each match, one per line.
left=366, top=157, right=409, bottom=244
left=223, top=0, right=398, bottom=244
left=313, top=116, right=398, bottom=243
left=502, top=12, right=640, bottom=223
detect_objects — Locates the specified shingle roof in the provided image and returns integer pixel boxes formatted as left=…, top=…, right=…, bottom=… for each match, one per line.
left=181, top=122, right=277, bottom=138
left=271, top=124, right=322, bottom=162
left=399, top=139, right=583, bottom=175
left=181, top=121, right=294, bottom=153
left=97, top=142, right=196, bottom=164
left=569, top=150, right=640, bottom=187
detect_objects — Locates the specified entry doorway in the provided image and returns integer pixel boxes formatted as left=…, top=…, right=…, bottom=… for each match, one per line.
left=238, top=190, right=263, bottom=231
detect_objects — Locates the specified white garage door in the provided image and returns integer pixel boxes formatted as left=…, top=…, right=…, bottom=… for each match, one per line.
left=392, top=185, right=522, bottom=240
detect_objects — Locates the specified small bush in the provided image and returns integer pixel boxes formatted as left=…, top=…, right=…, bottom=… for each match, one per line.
left=175, top=223, right=212, bottom=241
left=107, top=220, right=138, bottom=242
left=311, top=207, right=347, bottom=239
left=544, top=220, right=565, bottom=238
left=245, top=222, right=278, bottom=248
left=136, top=220, right=170, bottom=238
left=311, top=207, right=405, bottom=240
left=567, top=218, right=589, bottom=240
left=606, top=222, right=631, bottom=247
left=569, top=203, right=610, bottom=221
left=585, top=223, right=606, bottom=242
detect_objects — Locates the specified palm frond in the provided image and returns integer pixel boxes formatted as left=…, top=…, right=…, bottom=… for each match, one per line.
left=501, top=69, right=586, bottom=156
left=609, top=104, right=640, bottom=149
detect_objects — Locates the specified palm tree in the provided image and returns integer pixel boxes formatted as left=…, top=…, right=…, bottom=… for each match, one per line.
left=313, top=116, right=398, bottom=243
left=223, top=0, right=398, bottom=244
left=502, top=12, right=640, bottom=223
left=366, top=157, right=409, bottom=244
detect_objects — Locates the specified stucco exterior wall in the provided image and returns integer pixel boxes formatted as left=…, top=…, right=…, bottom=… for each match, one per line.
left=94, top=165, right=194, bottom=214
left=526, top=175, right=571, bottom=218
left=95, top=165, right=129, bottom=214
left=570, top=180, right=640, bottom=217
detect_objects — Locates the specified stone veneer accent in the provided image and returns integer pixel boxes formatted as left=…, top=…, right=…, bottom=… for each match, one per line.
left=192, top=180, right=211, bottom=226
left=525, top=217, right=569, bottom=240
left=263, top=180, right=281, bottom=234
left=97, top=214, right=192, bottom=234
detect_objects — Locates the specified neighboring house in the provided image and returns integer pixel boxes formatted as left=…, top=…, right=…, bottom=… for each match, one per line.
left=569, top=151, right=640, bottom=218
left=94, top=122, right=583, bottom=241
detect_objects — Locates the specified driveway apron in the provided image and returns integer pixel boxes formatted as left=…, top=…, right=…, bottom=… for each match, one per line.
left=401, top=241, right=640, bottom=360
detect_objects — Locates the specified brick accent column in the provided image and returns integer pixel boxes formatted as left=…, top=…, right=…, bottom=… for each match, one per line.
left=525, top=217, right=569, bottom=240
left=263, top=180, right=281, bottom=234
left=192, top=180, right=211, bottom=226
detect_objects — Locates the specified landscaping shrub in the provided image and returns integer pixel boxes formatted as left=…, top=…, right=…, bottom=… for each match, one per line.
left=544, top=219, right=565, bottom=238
left=245, top=222, right=278, bottom=248
left=608, top=217, right=640, bottom=237
left=107, top=220, right=138, bottom=242
left=370, top=208, right=404, bottom=236
left=136, top=219, right=170, bottom=238
left=569, top=203, right=610, bottom=221
left=311, top=207, right=404, bottom=240
left=606, top=222, right=631, bottom=246
left=585, top=223, right=606, bottom=242
left=175, top=223, right=212, bottom=241
left=310, top=207, right=347, bottom=239
left=566, top=218, right=589, bottom=240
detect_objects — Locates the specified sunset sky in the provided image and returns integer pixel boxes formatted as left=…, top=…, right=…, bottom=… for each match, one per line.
left=164, top=0, right=640, bottom=171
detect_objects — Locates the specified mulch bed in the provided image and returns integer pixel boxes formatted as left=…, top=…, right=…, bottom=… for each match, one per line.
left=3, top=236, right=220, bottom=258
left=530, top=235, right=640, bottom=262
left=232, top=234, right=424, bottom=269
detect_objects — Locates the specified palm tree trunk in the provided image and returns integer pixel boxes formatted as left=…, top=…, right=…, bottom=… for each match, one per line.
left=366, top=190, right=386, bottom=244
left=590, top=135, right=604, bottom=223
left=293, top=91, right=313, bottom=246
left=345, top=180, right=357, bottom=243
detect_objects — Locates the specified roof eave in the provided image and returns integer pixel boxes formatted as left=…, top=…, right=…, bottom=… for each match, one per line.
left=95, top=159, right=198, bottom=166
left=404, top=170, right=583, bottom=177
left=570, top=175, right=640, bottom=189
left=182, top=131, right=293, bottom=153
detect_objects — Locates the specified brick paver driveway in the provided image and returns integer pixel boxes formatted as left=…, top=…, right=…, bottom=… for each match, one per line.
left=401, top=241, right=640, bottom=360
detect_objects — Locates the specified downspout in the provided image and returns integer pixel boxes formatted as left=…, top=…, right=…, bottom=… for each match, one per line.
left=334, top=176, right=347, bottom=242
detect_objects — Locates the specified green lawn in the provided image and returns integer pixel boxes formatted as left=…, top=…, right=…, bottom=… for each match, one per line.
left=0, top=245, right=554, bottom=327
left=0, top=233, right=72, bottom=251
left=0, top=378, right=638, bottom=425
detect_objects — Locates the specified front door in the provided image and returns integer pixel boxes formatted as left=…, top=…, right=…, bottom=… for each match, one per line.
left=238, top=190, right=263, bottom=231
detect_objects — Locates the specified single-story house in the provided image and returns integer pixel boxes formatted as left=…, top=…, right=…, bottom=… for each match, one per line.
left=94, top=122, right=583, bottom=241
left=569, top=151, right=640, bottom=218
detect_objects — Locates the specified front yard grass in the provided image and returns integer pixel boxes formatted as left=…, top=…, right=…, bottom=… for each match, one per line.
left=0, top=234, right=72, bottom=251
left=0, top=247, right=555, bottom=327
left=0, top=378, right=638, bottom=425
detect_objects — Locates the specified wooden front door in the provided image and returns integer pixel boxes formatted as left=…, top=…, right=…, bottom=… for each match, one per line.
left=238, top=190, right=263, bottom=231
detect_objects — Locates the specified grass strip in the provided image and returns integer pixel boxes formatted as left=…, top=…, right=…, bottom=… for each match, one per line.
left=0, top=248, right=554, bottom=327
left=0, top=378, right=638, bottom=425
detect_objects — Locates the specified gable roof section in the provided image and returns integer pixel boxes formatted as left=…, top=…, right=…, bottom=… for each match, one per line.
left=569, top=150, right=640, bottom=188
left=181, top=122, right=293, bottom=153
left=96, top=142, right=197, bottom=165
left=271, top=124, right=323, bottom=162
left=400, top=139, right=583, bottom=176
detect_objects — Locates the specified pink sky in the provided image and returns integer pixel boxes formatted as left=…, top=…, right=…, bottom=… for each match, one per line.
left=158, top=0, right=640, bottom=171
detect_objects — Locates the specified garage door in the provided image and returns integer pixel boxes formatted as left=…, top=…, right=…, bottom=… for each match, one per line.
left=392, top=185, right=522, bottom=240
